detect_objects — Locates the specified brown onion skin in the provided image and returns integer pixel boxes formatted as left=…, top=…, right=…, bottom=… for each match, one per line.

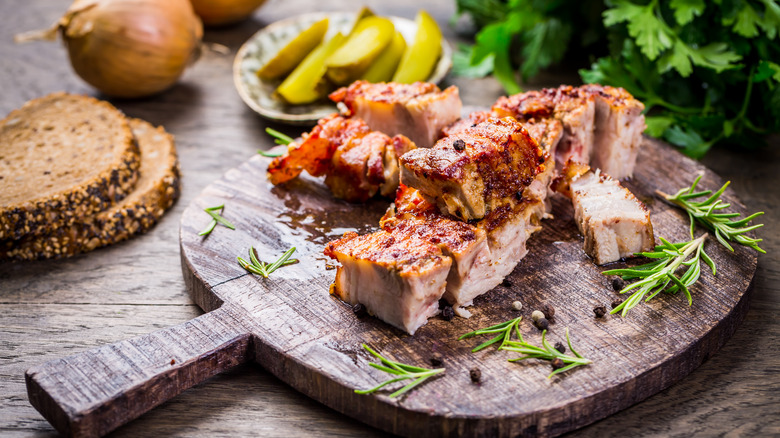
left=62, top=0, right=203, bottom=98
left=190, top=0, right=267, bottom=26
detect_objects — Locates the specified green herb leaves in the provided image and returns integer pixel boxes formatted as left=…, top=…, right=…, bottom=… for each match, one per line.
left=455, top=0, right=780, bottom=158
left=603, top=236, right=714, bottom=316
left=355, top=344, right=445, bottom=398
left=660, top=175, right=765, bottom=253
left=258, top=127, right=294, bottom=157
left=460, top=317, right=591, bottom=378
left=503, top=329, right=591, bottom=378
left=198, top=204, right=235, bottom=236
left=237, top=246, right=298, bottom=278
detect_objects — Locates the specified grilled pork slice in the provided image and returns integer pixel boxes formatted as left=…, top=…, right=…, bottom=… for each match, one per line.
left=493, top=86, right=595, bottom=169
left=580, top=85, right=646, bottom=179
left=552, top=161, right=654, bottom=265
left=329, top=81, right=462, bottom=148
left=324, top=228, right=452, bottom=335
left=399, top=116, right=546, bottom=221
left=380, top=185, right=544, bottom=315
left=381, top=185, right=492, bottom=314
left=266, top=114, right=415, bottom=202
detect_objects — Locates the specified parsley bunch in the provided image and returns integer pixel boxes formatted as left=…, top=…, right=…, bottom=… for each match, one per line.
left=454, top=0, right=780, bottom=157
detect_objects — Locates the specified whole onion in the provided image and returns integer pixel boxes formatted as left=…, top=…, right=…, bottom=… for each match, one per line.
left=189, top=0, right=268, bottom=26
left=21, top=0, right=204, bottom=98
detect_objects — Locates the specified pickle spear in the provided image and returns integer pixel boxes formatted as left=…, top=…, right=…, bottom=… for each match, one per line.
left=361, top=31, right=407, bottom=83
left=257, top=18, right=329, bottom=81
left=325, top=16, right=395, bottom=85
left=277, top=33, right=346, bottom=105
left=392, top=11, right=442, bottom=83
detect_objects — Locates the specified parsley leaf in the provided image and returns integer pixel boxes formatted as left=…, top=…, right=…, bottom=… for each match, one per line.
left=670, top=0, right=705, bottom=25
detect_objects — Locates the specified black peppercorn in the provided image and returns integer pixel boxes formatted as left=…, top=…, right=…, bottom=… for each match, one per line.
left=540, top=304, right=555, bottom=320
left=442, top=306, right=455, bottom=321
left=430, top=356, right=443, bottom=367
left=612, top=277, right=625, bottom=291
left=551, top=357, right=565, bottom=370
left=535, top=317, right=549, bottom=330
left=501, top=278, right=513, bottom=288
left=594, top=305, right=607, bottom=318
left=514, top=190, right=523, bottom=201
left=554, top=342, right=565, bottom=354
left=352, top=303, right=367, bottom=318
left=470, top=367, right=481, bottom=383
left=611, top=299, right=623, bottom=309
left=453, top=139, right=466, bottom=151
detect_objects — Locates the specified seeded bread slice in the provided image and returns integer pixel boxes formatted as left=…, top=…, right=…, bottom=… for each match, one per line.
left=0, top=92, right=140, bottom=240
left=1, top=119, right=181, bottom=260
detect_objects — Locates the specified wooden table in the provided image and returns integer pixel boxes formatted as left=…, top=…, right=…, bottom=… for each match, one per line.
left=1, top=1, right=778, bottom=436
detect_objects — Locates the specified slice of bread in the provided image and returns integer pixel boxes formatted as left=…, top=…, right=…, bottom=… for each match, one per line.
left=1, top=119, right=181, bottom=260
left=0, top=92, right=140, bottom=240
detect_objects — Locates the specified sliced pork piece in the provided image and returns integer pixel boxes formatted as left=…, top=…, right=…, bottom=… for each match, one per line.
left=553, top=162, right=654, bottom=265
left=381, top=185, right=492, bottom=314
left=399, top=116, right=546, bottom=221
left=324, top=228, right=452, bottom=335
left=580, top=84, right=646, bottom=179
left=266, top=113, right=416, bottom=202
left=379, top=185, right=544, bottom=316
left=492, top=86, right=596, bottom=171
left=329, top=81, right=462, bottom=148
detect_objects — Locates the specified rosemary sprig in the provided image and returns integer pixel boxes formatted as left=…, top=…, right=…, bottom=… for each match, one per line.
left=355, top=344, right=445, bottom=398
left=501, top=328, right=591, bottom=378
left=659, top=175, right=765, bottom=253
left=198, top=204, right=235, bottom=236
left=259, top=128, right=294, bottom=157
left=603, top=235, right=715, bottom=316
left=458, top=316, right=522, bottom=352
left=237, top=246, right=298, bottom=278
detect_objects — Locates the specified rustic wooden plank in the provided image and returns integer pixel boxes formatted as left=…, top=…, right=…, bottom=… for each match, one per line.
left=25, top=305, right=252, bottom=437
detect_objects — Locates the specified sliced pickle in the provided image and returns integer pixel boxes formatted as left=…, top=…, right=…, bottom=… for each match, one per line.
left=277, top=33, right=346, bottom=105
left=361, top=31, right=407, bottom=83
left=325, top=16, right=394, bottom=85
left=256, top=18, right=329, bottom=81
left=392, top=11, right=442, bottom=83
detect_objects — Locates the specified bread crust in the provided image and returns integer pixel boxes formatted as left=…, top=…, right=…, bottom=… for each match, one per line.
left=0, top=92, right=141, bottom=240
left=1, top=119, right=180, bottom=260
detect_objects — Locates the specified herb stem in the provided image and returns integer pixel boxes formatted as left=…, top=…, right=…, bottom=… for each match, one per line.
left=355, top=344, right=444, bottom=398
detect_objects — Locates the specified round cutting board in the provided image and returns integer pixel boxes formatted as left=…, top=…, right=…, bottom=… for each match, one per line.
left=25, top=138, right=757, bottom=437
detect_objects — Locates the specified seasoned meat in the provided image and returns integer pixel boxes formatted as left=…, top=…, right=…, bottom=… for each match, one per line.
left=553, top=161, right=654, bottom=264
left=329, top=81, right=462, bottom=148
left=493, top=86, right=595, bottom=171
left=580, top=84, right=646, bottom=179
left=266, top=113, right=415, bottom=202
left=492, top=84, right=646, bottom=179
left=399, top=116, right=546, bottom=221
left=324, top=229, right=452, bottom=335
left=379, top=185, right=544, bottom=316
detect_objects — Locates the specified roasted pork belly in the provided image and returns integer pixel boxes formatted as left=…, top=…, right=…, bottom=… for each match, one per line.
left=329, top=81, right=462, bottom=148
left=553, top=162, right=654, bottom=265
left=267, top=114, right=415, bottom=202
left=324, top=228, right=452, bottom=335
left=580, top=85, right=646, bottom=179
left=399, top=116, right=546, bottom=221
left=493, top=86, right=595, bottom=170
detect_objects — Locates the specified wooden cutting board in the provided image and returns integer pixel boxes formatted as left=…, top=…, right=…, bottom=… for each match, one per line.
left=26, top=138, right=757, bottom=437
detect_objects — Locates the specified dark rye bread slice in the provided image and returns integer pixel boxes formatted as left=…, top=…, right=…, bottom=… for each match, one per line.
left=1, top=119, right=181, bottom=260
left=0, top=92, right=140, bottom=240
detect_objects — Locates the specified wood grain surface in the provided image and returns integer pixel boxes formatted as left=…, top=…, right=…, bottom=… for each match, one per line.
left=1, top=0, right=779, bottom=437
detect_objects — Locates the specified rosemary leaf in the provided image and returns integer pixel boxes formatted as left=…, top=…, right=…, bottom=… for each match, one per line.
left=199, top=204, right=234, bottom=236
left=603, top=234, right=715, bottom=316
left=356, top=344, right=444, bottom=398
left=238, top=246, right=298, bottom=278
left=659, top=175, right=765, bottom=253
left=501, top=328, right=591, bottom=378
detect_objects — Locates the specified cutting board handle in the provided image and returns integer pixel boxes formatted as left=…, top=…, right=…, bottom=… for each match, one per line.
left=25, top=305, right=252, bottom=438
